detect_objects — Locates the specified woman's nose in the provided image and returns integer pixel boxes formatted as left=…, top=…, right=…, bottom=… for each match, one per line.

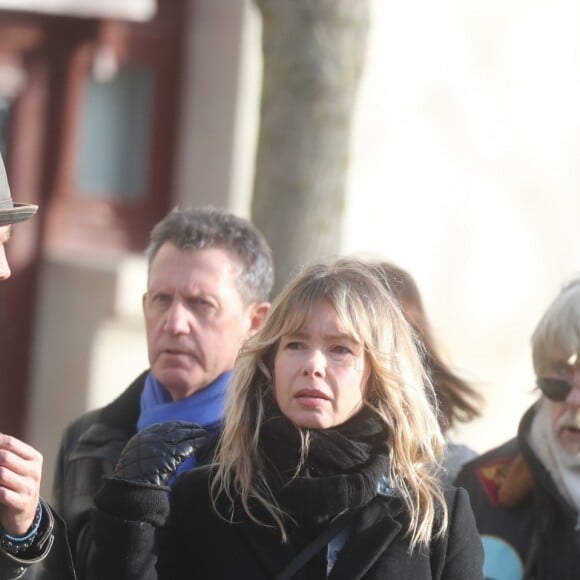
left=302, top=350, right=326, bottom=378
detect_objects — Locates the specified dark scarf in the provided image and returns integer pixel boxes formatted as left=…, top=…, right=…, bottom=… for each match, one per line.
left=258, top=396, right=390, bottom=523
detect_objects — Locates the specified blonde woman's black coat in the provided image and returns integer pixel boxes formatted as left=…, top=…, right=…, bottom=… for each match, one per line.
left=93, top=465, right=484, bottom=580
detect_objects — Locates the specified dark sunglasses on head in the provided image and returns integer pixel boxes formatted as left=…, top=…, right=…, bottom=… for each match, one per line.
left=536, top=377, right=573, bottom=402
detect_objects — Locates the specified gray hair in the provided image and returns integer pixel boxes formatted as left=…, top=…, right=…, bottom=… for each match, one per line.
left=532, top=279, right=580, bottom=376
left=146, top=207, right=274, bottom=304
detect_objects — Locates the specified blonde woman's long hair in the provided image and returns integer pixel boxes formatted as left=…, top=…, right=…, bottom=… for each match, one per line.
left=211, top=258, right=447, bottom=551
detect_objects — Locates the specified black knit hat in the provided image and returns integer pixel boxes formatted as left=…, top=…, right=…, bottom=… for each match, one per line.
left=0, top=153, right=37, bottom=226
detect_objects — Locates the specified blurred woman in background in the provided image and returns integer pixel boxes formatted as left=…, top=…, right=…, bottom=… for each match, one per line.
left=372, top=261, right=484, bottom=483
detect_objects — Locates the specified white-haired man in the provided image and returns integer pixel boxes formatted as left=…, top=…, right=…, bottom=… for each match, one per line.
left=456, top=281, right=580, bottom=580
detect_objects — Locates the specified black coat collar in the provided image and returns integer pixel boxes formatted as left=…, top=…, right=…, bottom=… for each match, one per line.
left=99, top=370, right=148, bottom=431
left=72, top=371, right=148, bottom=461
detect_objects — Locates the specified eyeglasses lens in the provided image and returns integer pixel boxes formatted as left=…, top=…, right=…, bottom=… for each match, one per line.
left=537, top=377, right=572, bottom=402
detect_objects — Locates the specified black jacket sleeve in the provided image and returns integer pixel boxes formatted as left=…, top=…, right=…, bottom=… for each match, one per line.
left=49, top=413, right=128, bottom=580
left=89, top=478, right=169, bottom=580
left=0, top=499, right=55, bottom=580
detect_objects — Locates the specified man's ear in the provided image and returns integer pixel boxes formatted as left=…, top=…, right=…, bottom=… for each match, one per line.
left=142, top=292, right=147, bottom=314
left=247, top=302, right=271, bottom=338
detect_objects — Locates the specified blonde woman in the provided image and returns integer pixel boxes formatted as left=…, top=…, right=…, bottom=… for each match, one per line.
left=93, top=259, right=483, bottom=579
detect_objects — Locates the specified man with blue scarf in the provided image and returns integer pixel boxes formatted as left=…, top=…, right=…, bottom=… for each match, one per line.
left=46, top=207, right=274, bottom=580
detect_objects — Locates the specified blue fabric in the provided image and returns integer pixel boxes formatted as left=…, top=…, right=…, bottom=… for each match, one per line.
left=326, top=474, right=395, bottom=573
left=137, top=370, right=231, bottom=484
left=481, top=536, right=523, bottom=580
left=327, top=521, right=353, bottom=575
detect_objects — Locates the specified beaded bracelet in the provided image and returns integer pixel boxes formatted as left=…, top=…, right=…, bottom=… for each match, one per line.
left=0, top=503, right=43, bottom=554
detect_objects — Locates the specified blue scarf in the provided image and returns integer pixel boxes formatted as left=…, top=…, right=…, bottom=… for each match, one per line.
left=137, top=370, right=231, bottom=484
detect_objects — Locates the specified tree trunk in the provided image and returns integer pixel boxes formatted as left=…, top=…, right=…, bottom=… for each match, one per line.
left=252, top=0, right=369, bottom=293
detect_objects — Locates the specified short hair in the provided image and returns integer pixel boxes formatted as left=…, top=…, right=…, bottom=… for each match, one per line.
left=370, top=261, right=483, bottom=429
left=212, top=258, right=447, bottom=552
left=146, top=207, right=274, bottom=304
left=532, top=279, right=580, bottom=376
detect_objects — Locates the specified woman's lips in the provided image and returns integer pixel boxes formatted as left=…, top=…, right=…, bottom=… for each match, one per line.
left=295, top=389, right=330, bottom=407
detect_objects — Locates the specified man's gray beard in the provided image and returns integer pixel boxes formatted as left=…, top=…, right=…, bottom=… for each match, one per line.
left=530, top=398, right=580, bottom=470
left=530, top=398, right=580, bottom=510
left=554, top=409, right=580, bottom=468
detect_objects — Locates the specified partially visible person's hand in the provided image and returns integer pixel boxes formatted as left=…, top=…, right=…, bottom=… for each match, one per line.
left=113, top=421, right=209, bottom=487
left=0, top=433, right=41, bottom=536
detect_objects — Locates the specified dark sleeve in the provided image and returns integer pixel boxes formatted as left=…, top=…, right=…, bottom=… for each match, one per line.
left=90, top=469, right=209, bottom=580
left=156, top=499, right=187, bottom=578
left=51, top=418, right=98, bottom=580
left=156, top=471, right=211, bottom=579
left=88, top=478, right=170, bottom=580
left=0, top=499, right=55, bottom=580
left=439, top=487, right=484, bottom=580
left=50, top=413, right=126, bottom=580
left=90, top=511, right=158, bottom=580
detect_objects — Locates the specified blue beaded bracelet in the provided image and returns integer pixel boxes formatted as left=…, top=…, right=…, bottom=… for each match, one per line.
left=0, top=503, right=42, bottom=554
